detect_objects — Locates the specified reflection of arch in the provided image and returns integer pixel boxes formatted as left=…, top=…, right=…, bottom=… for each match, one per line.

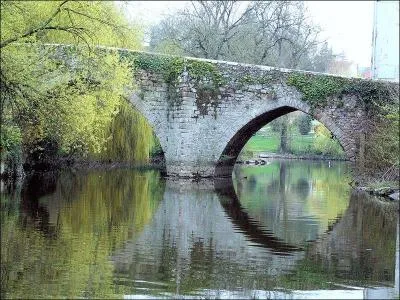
left=214, top=177, right=302, bottom=255
left=215, top=106, right=347, bottom=177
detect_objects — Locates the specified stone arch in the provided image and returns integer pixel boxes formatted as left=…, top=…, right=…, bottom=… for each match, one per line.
left=215, top=104, right=350, bottom=177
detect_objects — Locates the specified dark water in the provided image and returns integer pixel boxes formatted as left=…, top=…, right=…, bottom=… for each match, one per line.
left=1, top=160, right=399, bottom=299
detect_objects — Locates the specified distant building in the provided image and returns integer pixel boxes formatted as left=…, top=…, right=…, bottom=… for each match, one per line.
left=328, top=53, right=357, bottom=77
left=358, top=66, right=372, bottom=79
left=371, top=0, right=399, bottom=81
left=357, top=66, right=372, bottom=79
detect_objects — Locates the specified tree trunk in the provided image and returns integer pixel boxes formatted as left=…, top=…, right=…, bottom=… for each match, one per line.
left=280, top=122, right=288, bottom=153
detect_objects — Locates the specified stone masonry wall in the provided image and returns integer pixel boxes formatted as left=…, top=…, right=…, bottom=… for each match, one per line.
left=128, top=55, right=370, bottom=178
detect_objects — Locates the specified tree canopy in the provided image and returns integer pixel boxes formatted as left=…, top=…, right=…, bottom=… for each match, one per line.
left=1, top=1, right=155, bottom=170
left=149, top=1, right=334, bottom=71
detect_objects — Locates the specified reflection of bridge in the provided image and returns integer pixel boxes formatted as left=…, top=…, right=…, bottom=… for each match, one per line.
left=111, top=178, right=305, bottom=288
left=111, top=177, right=398, bottom=295
left=306, top=191, right=399, bottom=284
left=215, top=177, right=301, bottom=254
left=16, top=169, right=398, bottom=296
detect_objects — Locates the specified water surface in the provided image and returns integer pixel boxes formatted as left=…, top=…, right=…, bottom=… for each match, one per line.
left=1, top=160, right=398, bottom=299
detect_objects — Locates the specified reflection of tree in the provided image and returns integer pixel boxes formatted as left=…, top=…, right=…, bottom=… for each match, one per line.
left=181, top=239, right=215, bottom=292
left=247, top=175, right=257, bottom=192
left=233, top=163, right=397, bottom=289
left=277, top=191, right=398, bottom=289
left=18, top=171, right=59, bottom=237
left=234, top=160, right=350, bottom=244
left=1, top=170, right=164, bottom=298
left=294, top=178, right=310, bottom=199
left=277, top=161, right=287, bottom=238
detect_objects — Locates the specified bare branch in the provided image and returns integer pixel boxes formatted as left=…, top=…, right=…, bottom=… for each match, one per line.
left=1, top=0, right=69, bottom=48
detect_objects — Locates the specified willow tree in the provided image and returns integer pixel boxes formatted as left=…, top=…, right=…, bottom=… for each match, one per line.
left=98, top=99, right=156, bottom=164
left=1, top=1, right=155, bottom=171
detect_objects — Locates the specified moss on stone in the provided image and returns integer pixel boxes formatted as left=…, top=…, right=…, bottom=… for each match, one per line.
left=186, top=60, right=225, bottom=87
left=122, top=50, right=398, bottom=117
left=195, top=84, right=220, bottom=116
left=123, top=52, right=226, bottom=111
left=123, top=52, right=225, bottom=87
left=286, top=72, right=398, bottom=113
left=286, top=73, right=347, bottom=108
left=237, top=71, right=282, bottom=88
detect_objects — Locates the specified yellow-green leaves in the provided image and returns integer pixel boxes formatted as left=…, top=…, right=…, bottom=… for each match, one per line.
left=98, top=98, right=156, bottom=163
left=1, top=1, right=153, bottom=164
left=0, top=1, right=142, bottom=49
left=313, top=123, right=344, bottom=158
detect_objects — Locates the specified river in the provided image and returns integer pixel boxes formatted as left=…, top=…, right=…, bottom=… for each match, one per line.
left=1, top=160, right=398, bottom=299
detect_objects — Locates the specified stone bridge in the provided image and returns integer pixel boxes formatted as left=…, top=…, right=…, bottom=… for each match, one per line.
left=114, top=49, right=395, bottom=178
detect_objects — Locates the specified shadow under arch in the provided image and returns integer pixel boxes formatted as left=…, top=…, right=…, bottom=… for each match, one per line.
left=215, top=105, right=347, bottom=177
left=214, top=176, right=302, bottom=255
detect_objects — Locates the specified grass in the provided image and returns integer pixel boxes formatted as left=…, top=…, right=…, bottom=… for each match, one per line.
left=244, top=134, right=280, bottom=152
left=242, top=133, right=316, bottom=154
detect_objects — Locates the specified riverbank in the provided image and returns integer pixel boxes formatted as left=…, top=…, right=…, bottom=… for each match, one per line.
left=1, top=154, right=398, bottom=202
left=237, top=153, right=399, bottom=202
left=259, top=153, right=347, bottom=161
left=349, top=168, right=399, bottom=201
left=351, top=179, right=399, bottom=201
left=236, top=152, right=347, bottom=165
left=356, top=186, right=399, bottom=201
left=0, top=154, right=166, bottom=182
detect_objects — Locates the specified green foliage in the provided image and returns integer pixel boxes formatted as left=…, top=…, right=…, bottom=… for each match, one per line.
left=238, top=72, right=280, bottom=87
left=286, top=72, right=398, bottom=113
left=288, top=135, right=315, bottom=155
left=313, top=123, right=345, bottom=158
left=0, top=124, right=22, bottom=158
left=286, top=73, right=347, bottom=108
left=341, top=80, right=397, bottom=111
left=364, top=103, right=399, bottom=175
left=0, top=124, right=23, bottom=171
left=0, top=1, right=142, bottom=49
left=1, top=1, right=154, bottom=167
left=126, top=52, right=224, bottom=87
left=97, top=98, right=157, bottom=163
left=187, top=61, right=225, bottom=86
left=296, top=115, right=312, bottom=135
left=270, top=117, right=286, bottom=133
left=3, top=45, right=133, bottom=158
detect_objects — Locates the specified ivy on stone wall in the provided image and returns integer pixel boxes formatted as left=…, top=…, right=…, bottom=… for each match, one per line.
left=121, top=51, right=226, bottom=111
left=286, top=72, right=398, bottom=113
left=286, top=73, right=347, bottom=107
left=237, top=71, right=282, bottom=88
left=121, top=50, right=398, bottom=120
left=121, top=51, right=224, bottom=87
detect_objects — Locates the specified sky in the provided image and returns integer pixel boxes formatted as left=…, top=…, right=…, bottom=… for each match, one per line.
left=119, top=1, right=375, bottom=67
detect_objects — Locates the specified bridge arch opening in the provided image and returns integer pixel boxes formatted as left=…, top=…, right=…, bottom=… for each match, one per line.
left=107, top=99, right=167, bottom=174
left=215, top=106, right=346, bottom=177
